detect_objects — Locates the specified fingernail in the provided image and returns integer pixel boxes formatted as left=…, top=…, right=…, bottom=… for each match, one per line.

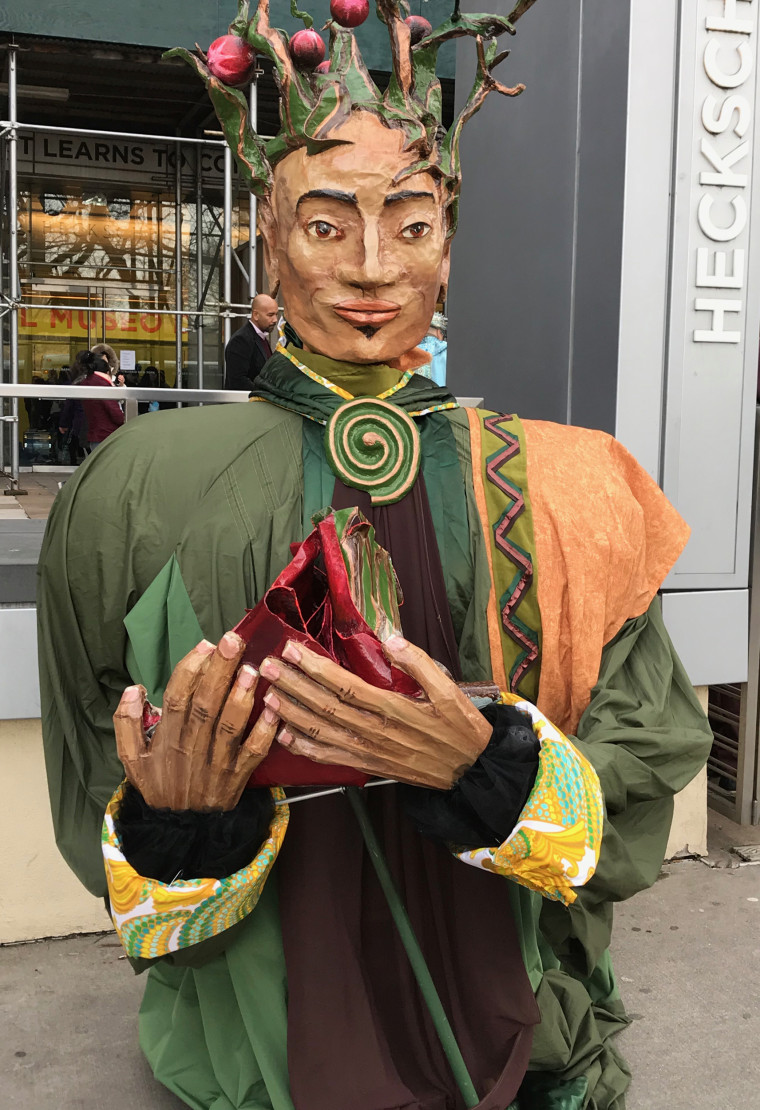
left=237, top=665, right=258, bottom=690
left=283, top=641, right=302, bottom=664
left=122, top=687, right=143, bottom=718
left=197, top=639, right=216, bottom=655
left=219, top=632, right=242, bottom=659
left=278, top=728, right=293, bottom=747
left=262, top=706, right=277, bottom=725
left=385, top=635, right=408, bottom=652
left=260, top=658, right=280, bottom=680
left=264, top=691, right=280, bottom=711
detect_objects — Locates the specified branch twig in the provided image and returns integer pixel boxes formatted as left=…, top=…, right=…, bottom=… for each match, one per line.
left=508, top=0, right=541, bottom=25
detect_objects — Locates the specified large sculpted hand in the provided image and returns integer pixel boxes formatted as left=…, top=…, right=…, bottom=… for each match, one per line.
left=113, top=632, right=279, bottom=811
left=260, top=636, right=493, bottom=790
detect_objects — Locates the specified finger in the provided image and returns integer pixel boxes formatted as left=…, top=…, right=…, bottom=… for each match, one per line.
left=261, top=657, right=392, bottom=740
left=263, top=654, right=471, bottom=766
left=235, top=705, right=280, bottom=780
left=383, top=636, right=489, bottom=753
left=269, top=691, right=457, bottom=787
left=279, top=727, right=453, bottom=790
left=274, top=642, right=426, bottom=731
left=381, top=636, right=462, bottom=705
left=265, top=686, right=395, bottom=759
left=188, top=633, right=247, bottom=753
left=213, top=665, right=259, bottom=764
left=114, top=685, right=148, bottom=789
left=158, top=638, right=217, bottom=755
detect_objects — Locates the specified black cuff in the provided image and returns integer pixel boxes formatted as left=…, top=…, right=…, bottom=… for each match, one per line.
left=114, top=783, right=275, bottom=884
left=401, top=703, right=540, bottom=849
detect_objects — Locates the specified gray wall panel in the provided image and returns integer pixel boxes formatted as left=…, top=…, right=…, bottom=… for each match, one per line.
left=449, top=1, right=630, bottom=426
left=448, top=0, right=581, bottom=417
left=0, top=608, right=39, bottom=720
left=569, top=1, right=629, bottom=432
left=661, top=589, right=749, bottom=686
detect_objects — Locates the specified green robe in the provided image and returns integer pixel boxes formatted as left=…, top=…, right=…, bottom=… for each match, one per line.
left=37, top=356, right=712, bottom=1110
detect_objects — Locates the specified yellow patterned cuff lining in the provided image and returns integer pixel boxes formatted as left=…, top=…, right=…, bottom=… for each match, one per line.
left=455, top=692, right=603, bottom=904
left=102, top=784, right=289, bottom=959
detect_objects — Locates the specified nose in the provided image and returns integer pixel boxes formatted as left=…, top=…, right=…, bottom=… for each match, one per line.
left=337, top=220, right=397, bottom=291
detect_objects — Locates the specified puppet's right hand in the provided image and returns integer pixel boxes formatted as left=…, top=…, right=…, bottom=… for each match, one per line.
left=113, top=632, right=279, bottom=811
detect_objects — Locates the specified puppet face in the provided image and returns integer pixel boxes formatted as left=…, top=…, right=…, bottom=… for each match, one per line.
left=260, top=112, right=451, bottom=364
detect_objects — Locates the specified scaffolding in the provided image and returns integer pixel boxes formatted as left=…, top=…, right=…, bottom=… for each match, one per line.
left=0, top=43, right=262, bottom=491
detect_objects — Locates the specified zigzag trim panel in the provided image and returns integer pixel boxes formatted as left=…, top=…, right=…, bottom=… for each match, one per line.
left=483, top=414, right=540, bottom=692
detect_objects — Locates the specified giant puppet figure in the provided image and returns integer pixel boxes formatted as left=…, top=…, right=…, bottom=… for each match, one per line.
left=38, top=1, right=712, bottom=1108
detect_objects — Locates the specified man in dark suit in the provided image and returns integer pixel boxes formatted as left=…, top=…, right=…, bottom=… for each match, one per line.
left=224, top=294, right=280, bottom=391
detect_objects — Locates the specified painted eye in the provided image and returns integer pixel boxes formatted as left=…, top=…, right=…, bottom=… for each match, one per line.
left=307, top=220, right=342, bottom=240
left=401, top=222, right=431, bottom=240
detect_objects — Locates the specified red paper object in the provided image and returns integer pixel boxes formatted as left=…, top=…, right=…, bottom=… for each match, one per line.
left=235, top=509, right=420, bottom=786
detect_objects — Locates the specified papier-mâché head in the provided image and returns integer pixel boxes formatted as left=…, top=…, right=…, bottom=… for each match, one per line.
left=170, top=0, right=539, bottom=362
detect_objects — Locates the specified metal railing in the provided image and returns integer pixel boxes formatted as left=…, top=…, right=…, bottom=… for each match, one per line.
left=0, top=383, right=248, bottom=404
left=0, top=383, right=250, bottom=493
left=0, top=384, right=251, bottom=492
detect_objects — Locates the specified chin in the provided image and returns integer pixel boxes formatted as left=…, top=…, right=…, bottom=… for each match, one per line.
left=301, top=321, right=428, bottom=365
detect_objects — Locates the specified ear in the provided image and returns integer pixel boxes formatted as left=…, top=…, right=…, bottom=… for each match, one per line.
left=258, top=195, right=279, bottom=293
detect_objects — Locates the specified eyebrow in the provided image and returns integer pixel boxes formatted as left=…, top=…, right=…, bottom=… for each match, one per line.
left=384, top=190, right=435, bottom=206
left=296, top=189, right=358, bottom=210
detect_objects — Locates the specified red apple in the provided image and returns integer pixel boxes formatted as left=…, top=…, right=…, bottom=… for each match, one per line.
left=315, top=60, right=332, bottom=75
left=405, top=15, right=432, bottom=45
left=289, top=29, right=326, bottom=69
left=330, top=0, right=370, bottom=28
left=206, top=34, right=257, bottom=87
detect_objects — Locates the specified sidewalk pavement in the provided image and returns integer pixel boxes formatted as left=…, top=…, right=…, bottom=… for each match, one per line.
left=3, top=837, right=760, bottom=1109
left=0, top=473, right=65, bottom=521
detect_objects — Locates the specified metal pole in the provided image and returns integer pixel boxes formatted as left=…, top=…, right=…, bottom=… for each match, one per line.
left=195, top=147, right=204, bottom=389
left=223, top=144, right=233, bottom=353
left=249, top=77, right=259, bottom=300
left=174, top=143, right=183, bottom=391
left=6, top=45, right=24, bottom=495
left=345, top=788, right=480, bottom=1109
left=0, top=121, right=6, bottom=473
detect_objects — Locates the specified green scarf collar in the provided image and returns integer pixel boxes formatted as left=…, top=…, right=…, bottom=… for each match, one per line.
left=293, top=347, right=402, bottom=398
left=250, top=346, right=458, bottom=426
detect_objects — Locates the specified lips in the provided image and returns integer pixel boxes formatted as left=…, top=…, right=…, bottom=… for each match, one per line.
left=334, top=300, right=401, bottom=326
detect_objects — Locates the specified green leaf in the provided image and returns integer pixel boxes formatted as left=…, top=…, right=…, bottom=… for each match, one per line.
left=290, top=0, right=314, bottom=30
left=415, top=11, right=515, bottom=48
left=229, top=0, right=251, bottom=35
left=164, top=48, right=271, bottom=197
left=329, top=27, right=381, bottom=105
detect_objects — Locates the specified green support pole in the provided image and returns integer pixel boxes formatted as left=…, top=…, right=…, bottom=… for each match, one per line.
left=345, top=786, right=480, bottom=1109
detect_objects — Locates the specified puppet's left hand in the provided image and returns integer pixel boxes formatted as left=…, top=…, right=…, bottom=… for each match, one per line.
left=259, top=637, right=492, bottom=790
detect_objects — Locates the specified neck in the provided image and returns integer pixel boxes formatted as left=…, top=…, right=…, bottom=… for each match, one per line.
left=291, top=347, right=398, bottom=397
left=292, top=346, right=431, bottom=398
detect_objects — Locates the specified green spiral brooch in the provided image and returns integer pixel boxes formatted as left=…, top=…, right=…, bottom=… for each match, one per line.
left=324, top=398, right=421, bottom=505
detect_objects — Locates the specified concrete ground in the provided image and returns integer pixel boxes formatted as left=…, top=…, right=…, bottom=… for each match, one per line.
left=3, top=828, right=760, bottom=1109
left=0, top=472, right=67, bottom=521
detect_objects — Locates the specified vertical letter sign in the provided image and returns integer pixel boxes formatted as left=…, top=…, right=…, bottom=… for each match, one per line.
left=664, top=0, right=760, bottom=587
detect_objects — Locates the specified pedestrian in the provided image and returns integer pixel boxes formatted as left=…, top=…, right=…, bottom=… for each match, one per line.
left=137, top=366, right=161, bottom=415
left=91, top=342, right=119, bottom=378
left=418, top=311, right=448, bottom=386
left=224, top=294, right=280, bottom=391
left=71, top=348, right=124, bottom=450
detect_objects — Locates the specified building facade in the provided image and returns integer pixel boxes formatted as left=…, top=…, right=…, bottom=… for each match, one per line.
left=449, top=0, right=760, bottom=825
